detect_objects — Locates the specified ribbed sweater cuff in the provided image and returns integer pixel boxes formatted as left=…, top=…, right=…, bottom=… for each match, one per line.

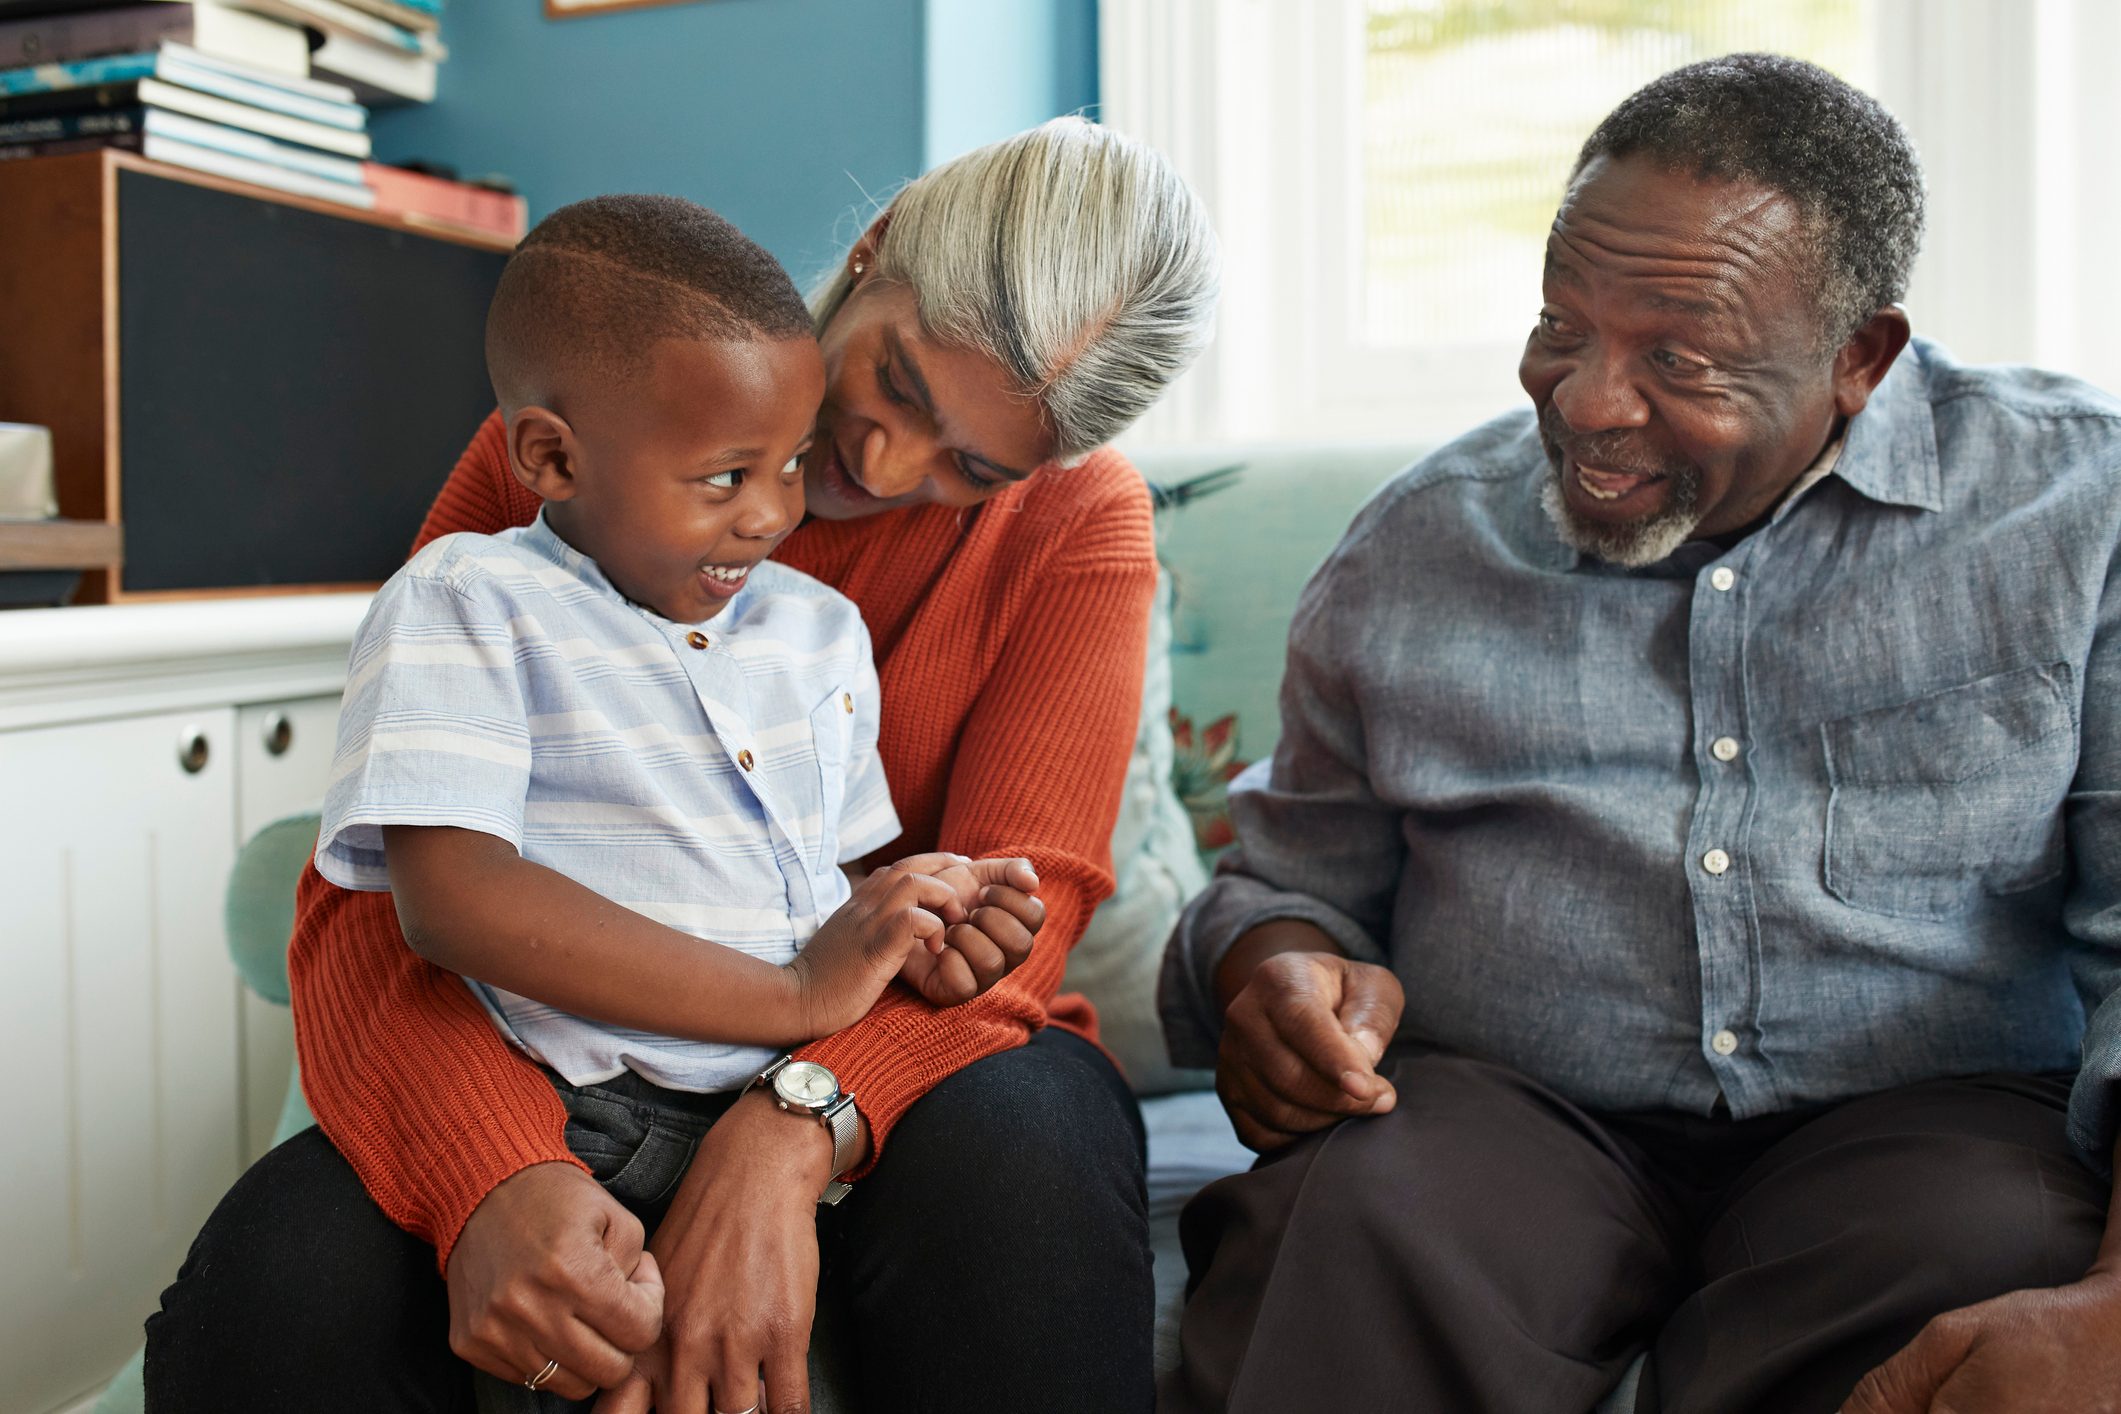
left=796, top=872, right=1090, bottom=1178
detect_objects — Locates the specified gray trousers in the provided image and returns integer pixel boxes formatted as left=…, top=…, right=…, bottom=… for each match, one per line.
left=1163, top=1051, right=2108, bottom=1414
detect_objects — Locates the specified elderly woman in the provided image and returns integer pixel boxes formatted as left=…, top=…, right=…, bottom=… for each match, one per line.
left=146, top=116, right=1218, bottom=1414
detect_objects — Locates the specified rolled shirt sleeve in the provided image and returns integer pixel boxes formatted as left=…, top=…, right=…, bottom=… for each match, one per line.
left=317, top=549, right=531, bottom=891
left=1160, top=510, right=1409, bottom=1068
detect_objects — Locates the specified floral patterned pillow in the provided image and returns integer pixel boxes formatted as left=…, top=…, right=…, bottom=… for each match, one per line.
left=1169, top=707, right=1248, bottom=856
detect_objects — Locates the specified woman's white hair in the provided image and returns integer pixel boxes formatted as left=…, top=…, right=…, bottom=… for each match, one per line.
left=812, top=116, right=1219, bottom=462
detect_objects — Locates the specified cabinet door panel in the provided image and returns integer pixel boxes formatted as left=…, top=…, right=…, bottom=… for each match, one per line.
left=0, top=710, right=239, bottom=1414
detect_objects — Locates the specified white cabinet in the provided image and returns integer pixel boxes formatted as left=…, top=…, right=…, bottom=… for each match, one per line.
left=0, top=595, right=365, bottom=1414
left=0, top=709, right=239, bottom=1414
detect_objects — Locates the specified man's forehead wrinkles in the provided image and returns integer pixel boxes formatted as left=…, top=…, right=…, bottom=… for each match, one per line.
left=1552, top=215, right=1771, bottom=303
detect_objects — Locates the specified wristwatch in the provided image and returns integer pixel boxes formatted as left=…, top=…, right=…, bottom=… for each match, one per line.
left=751, top=1055, right=860, bottom=1205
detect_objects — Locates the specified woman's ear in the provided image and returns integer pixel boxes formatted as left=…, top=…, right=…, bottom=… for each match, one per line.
left=847, top=209, right=893, bottom=282
left=507, top=406, right=578, bottom=502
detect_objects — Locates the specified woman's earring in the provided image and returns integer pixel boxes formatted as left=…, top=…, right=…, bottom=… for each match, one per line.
left=852, top=256, right=867, bottom=276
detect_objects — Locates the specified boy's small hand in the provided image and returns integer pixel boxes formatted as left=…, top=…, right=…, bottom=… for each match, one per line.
left=891, top=856, right=1045, bottom=1006
left=787, top=864, right=951, bottom=1037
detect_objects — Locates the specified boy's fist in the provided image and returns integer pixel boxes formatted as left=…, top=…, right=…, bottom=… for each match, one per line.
left=888, top=854, right=1045, bottom=1006
left=785, top=865, right=952, bottom=1037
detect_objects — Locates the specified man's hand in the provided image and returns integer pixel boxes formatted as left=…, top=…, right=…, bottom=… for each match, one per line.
left=889, top=853, right=1045, bottom=1005
left=1840, top=1273, right=2121, bottom=1414
left=445, top=1161, right=665, bottom=1401
left=594, top=1088, right=851, bottom=1414
left=1217, top=946, right=1404, bottom=1153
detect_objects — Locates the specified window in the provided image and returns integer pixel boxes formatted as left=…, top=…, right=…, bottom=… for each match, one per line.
left=1361, top=2, right=1874, bottom=352
left=1103, top=0, right=2121, bottom=447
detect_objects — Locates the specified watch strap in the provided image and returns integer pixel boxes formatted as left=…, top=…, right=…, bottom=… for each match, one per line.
left=820, top=1093, right=860, bottom=1204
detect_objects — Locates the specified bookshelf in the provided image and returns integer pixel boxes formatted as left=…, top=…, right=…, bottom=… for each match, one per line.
left=0, top=148, right=511, bottom=602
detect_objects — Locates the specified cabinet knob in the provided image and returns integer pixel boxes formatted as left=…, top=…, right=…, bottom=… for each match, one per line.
left=177, top=726, right=210, bottom=775
left=263, top=712, right=294, bottom=757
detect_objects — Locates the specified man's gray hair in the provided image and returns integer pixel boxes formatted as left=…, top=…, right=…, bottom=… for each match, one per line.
left=1572, top=53, right=1925, bottom=350
left=813, top=116, right=1220, bottom=462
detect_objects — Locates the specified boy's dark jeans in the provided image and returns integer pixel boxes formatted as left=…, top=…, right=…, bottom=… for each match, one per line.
left=143, top=1027, right=1153, bottom=1414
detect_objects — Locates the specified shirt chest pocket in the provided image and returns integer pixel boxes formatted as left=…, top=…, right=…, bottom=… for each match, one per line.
left=1820, top=662, right=2077, bottom=921
left=807, top=682, right=857, bottom=864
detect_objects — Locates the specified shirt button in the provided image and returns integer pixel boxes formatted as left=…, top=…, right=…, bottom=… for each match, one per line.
left=1711, top=736, right=1740, bottom=762
left=737, top=749, right=755, bottom=771
left=842, top=692, right=854, bottom=714
left=1702, top=848, right=1731, bottom=875
left=1711, top=1029, right=1739, bottom=1056
left=686, top=631, right=710, bottom=650
left=1710, top=567, right=1736, bottom=592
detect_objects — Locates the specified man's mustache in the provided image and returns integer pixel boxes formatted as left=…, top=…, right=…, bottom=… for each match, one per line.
left=1537, top=404, right=1691, bottom=480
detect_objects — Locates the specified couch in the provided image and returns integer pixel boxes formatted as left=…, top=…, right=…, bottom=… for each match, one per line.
left=101, top=438, right=1650, bottom=1412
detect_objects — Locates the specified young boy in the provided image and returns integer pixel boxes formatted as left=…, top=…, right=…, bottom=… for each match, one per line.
left=313, top=196, right=1026, bottom=1395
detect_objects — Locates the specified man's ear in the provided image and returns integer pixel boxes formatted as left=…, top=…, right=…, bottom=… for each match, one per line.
left=507, top=406, right=577, bottom=502
left=1832, top=305, right=1913, bottom=420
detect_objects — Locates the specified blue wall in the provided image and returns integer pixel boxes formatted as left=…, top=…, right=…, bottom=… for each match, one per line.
left=370, top=0, right=926, bottom=286
left=372, top=0, right=1097, bottom=286
left=923, top=0, right=1098, bottom=168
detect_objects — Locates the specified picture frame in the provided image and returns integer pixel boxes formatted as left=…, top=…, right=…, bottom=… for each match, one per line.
left=545, top=0, right=709, bottom=19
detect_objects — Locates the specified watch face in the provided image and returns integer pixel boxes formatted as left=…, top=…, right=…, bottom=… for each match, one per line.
left=776, top=1061, right=838, bottom=1108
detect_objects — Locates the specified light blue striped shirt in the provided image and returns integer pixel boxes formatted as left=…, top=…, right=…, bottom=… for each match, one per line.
left=317, top=511, right=901, bottom=1092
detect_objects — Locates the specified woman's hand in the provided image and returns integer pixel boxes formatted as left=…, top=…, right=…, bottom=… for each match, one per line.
left=594, top=1088, right=855, bottom=1414
left=889, top=853, right=1045, bottom=1005
left=444, top=1161, right=665, bottom=1401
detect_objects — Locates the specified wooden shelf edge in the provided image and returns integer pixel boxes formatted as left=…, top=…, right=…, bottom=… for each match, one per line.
left=0, top=518, right=122, bottom=572
left=105, top=151, right=519, bottom=255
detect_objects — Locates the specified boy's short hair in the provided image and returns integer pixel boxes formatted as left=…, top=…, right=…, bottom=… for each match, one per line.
left=485, top=193, right=815, bottom=413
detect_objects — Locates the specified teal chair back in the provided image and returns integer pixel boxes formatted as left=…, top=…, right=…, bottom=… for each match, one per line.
left=224, top=812, right=320, bottom=1143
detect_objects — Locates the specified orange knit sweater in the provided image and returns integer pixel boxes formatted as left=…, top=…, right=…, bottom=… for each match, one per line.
left=287, top=412, right=1156, bottom=1271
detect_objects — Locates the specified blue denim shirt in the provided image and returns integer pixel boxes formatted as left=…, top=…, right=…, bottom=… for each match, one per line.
left=1162, top=339, right=2121, bottom=1168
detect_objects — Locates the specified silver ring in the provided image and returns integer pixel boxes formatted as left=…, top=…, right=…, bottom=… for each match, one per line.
left=524, top=1358, right=560, bottom=1392
left=713, top=1405, right=759, bottom=1414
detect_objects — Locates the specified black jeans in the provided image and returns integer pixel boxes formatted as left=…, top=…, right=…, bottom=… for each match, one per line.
left=144, top=1027, right=1153, bottom=1414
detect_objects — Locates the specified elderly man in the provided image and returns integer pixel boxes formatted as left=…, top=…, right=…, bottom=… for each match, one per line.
left=1160, top=55, right=2121, bottom=1414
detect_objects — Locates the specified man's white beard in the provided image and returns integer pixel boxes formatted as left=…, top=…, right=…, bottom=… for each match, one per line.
left=1540, top=465, right=1703, bottom=568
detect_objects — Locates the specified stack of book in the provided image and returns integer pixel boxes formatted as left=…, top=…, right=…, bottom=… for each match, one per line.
left=0, top=0, right=523, bottom=233
left=243, top=0, right=445, bottom=106
left=0, top=7, right=382, bottom=209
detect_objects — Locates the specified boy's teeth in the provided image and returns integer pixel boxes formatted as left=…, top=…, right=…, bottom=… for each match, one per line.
left=704, top=565, right=747, bottom=582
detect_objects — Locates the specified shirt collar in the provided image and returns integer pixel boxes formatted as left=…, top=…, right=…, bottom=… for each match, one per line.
left=1821, top=340, right=1943, bottom=513
left=517, top=507, right=600, bottom=581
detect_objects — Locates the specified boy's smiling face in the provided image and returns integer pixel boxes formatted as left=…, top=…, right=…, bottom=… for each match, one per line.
left=509, top=334, right=826, bottom=624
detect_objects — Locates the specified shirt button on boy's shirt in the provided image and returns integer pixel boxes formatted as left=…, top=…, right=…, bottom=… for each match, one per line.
left=843, top=692, right=854, bottom=714
left=686, top=631, right=710, bottom=649
left=738, top=749, right=755, bottom=771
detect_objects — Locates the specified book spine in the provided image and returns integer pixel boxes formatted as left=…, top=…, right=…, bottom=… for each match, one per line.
left=0, top=130, right=143, bottom=161
left=0, top=80, right=144, bottom=122
left=332, top=0, right=441, bottom=36
left=153, top=58, right=368, bottom=129
left=0, top=105, right=142, bottom=145
left=254, top=0, right=443, bottom=59
left=363, top=164, right=525, bottom=239
left=0, top=6, right=191, bottom=71
left=0, top=52, right=156, bottom=98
